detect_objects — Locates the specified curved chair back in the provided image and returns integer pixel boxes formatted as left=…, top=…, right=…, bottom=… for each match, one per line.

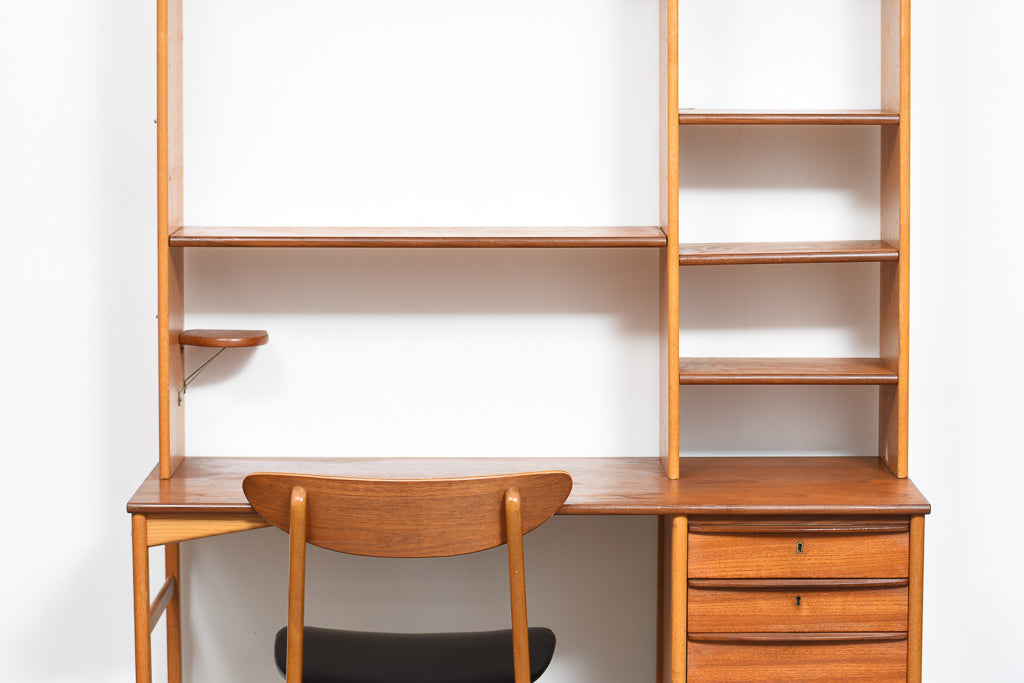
left=242, top=471, right=573, bottom=683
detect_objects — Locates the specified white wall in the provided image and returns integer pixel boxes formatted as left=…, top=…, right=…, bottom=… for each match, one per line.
left=1, top=0, right=1021, bottom=681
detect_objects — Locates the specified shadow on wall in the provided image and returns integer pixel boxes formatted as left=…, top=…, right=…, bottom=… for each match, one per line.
left=180, top=516, right=658, bottom=682
left=679, top=127, right=882, bottom=244
left=184, top=247, right=659, bottom=318
left=177, top=247, right=662, bottom=461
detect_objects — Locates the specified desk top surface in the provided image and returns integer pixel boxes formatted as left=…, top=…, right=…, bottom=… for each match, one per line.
left=127, top=456, right=930, bottom=517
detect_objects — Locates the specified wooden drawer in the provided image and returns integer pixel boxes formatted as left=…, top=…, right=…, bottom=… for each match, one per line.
left=687, top=635, right=908, bottom=683
left=688, top=579, right=909, bottom=633
left=688, top=518, right=910, bottom=579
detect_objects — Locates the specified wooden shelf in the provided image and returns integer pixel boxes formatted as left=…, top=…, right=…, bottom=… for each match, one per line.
left=127, top=456, right=930, bottom=518
left=169, top=226, right=668, bottom=248
left=678, top=110, right=900, bottom=125
left=679, top=358, right=898, bottom=385
left=179, top=329, right=269, bottom=348
left=678, top=241, right=899, bottom=266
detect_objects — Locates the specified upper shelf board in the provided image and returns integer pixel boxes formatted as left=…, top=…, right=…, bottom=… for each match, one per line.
left=679, top=358, right=898, bottom=385
left=679, top=241, right=899, bottom=266
left=170, top=226, right=668, bottom=248
left=678, top=110, right=900, bottom=125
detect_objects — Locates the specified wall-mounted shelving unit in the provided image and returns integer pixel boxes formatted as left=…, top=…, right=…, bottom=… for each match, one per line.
left=128, top=1, right=927, bottom=681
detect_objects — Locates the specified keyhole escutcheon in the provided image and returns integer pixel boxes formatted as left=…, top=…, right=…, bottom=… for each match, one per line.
left=796, top=596, right=802, bottom=606
left=796, top=541, right=804, bottom=554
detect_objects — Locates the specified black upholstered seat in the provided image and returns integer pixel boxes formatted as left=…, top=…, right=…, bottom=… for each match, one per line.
left=274, top=626, right=557, bottom=683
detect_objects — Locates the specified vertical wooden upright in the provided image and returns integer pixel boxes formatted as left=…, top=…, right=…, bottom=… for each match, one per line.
left=659, top=0, right=680, bottom=479
left=165, top=544, right=183, bottom=683
left=158, top=0, right=185, bottom=480
left=657, top=516, right=686, bottom=683
left=151, top=2, right=186, bottom=681
left=132, top=515, right=152, bottom=683
left=879, top=0, right=910, bottom=478
left=908, top=515, right=925, bottom=682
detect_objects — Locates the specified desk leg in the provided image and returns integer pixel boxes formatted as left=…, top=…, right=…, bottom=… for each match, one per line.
left=132, top=515, right=152, bottom=683
left=908, top=515, right=925, bottom=683
left=657, top=515, right=687, bottom=683
left=166, top=543, right=182, bottom=683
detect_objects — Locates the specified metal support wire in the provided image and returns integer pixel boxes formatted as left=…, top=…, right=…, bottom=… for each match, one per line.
left=178, top=347, right=226, bottom=406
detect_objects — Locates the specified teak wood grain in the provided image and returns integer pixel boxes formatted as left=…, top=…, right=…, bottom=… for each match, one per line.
left=687, top=639, right=907, bottom=682
left=678, top=240, right=898, bottom=265
left=257, top=475, right=553, bottom=683
left=687, top=518, right=909, bottom=535
left=129, top=457, right=930, bottom=520
left=170, top=226, right=667, bottom=248
left=242, top=471, right=571, bottom=557
left=679, top=357, right=898, bottom=385
left=688, top=528, right=909, bottom=579
left=678, top=110, right=900, bottom=125
left=179, top=329, right=269, bottom=348
left=688, top=581, right=908, bottom=632
left=688, top=632, right=906, bottom=644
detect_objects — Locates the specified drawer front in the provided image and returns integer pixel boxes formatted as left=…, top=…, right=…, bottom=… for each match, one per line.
left=688, top=582, right=909, bottom=633
left=687, top=639, right=908, bottom=683
left=689, top=532, right=909, bottom=578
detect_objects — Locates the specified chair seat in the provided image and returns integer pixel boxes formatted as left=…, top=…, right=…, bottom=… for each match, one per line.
left=274, top=626, right=557, bottom=683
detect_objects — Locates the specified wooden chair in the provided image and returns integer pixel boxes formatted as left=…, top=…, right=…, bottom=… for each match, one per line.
left=242, top=471, right=573, bottom=683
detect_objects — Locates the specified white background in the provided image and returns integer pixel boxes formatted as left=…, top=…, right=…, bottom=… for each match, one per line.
left=1, top=0, right=1021, bottom=680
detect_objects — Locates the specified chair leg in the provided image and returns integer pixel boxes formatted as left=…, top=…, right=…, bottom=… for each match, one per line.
left=166, top=543, right=182, bottom=683
left=132, top=515, right=153, bottom=683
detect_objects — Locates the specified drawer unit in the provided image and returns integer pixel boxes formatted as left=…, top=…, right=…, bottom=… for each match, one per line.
left=688, top=579, right=909, bottom=633
left=684, top=517, right=913, bottom=682
left=688, top=518, right=910, bottom=579
left=687, top=636, right=908, bottom=683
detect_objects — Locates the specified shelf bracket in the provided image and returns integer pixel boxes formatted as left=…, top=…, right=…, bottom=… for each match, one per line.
left=178, top=348, right=225, bottom=406
left=174, top=329, right=269, bottom=405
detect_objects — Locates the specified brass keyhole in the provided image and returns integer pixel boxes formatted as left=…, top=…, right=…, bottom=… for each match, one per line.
left=796, top=596, right=802, bottom=606
left=796, top=541, right=804, bottom=554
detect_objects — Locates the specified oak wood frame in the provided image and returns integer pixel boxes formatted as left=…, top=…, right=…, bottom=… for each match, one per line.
left=659, top=0, right=680, bottom=479
left=880, top=0, right=912, bottom=478
left=157, top=0, right=184, bottom=482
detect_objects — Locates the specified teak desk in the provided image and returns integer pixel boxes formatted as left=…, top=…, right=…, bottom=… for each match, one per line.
left=128, top=456, right=928, bottom=682
left=134, top=0, right=927, bottom=680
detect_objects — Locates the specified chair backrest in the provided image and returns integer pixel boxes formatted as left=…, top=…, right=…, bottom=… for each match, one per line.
left=242, top=471, right=573, bottom=683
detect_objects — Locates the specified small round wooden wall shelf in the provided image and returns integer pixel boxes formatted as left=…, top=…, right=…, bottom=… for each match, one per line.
left=179, top=329, right=269, bottom=348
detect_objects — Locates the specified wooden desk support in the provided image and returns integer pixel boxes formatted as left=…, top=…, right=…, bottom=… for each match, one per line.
left=129, top=456, right=928, bottom=683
